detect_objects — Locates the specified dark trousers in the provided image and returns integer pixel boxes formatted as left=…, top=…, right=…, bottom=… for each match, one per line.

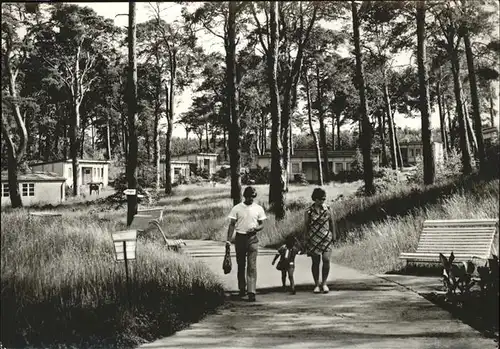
left=235, top=233, right=259, bottom=294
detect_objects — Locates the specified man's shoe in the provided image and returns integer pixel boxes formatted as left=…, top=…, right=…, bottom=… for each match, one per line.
left=239, top=290, right=247, bottom=298
left=248, top=293, right=256, bottom=302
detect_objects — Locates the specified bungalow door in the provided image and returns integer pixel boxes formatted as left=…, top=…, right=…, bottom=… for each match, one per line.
left=82, top=167, right=92, bottom=184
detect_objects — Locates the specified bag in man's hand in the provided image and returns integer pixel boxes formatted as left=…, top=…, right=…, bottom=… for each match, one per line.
left=222, top=243, right=232, bottom=274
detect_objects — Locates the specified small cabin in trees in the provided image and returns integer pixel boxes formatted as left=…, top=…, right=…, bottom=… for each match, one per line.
left=256, top=149, right=379, bottom=182
left=1, top=171, right=66, bottom=206
left=170, top=152, right=218, bottom=177
left=159, top=160, right=192, bottom=184
left=29, top=159, right=110, bottom=189
left=399, top=141, right=444, bottom=166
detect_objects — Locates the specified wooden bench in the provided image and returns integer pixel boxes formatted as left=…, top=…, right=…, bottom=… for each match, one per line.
left=399, top=219, right=498, bottom=264
left=130, top=212, right=185, bottom=252
left=137, top=207, right=164, bottom=223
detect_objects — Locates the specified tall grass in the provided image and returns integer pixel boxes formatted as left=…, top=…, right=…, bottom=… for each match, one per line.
left=1, top=209, right=224, bottom=348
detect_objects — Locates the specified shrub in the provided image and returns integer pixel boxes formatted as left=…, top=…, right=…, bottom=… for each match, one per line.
left=242, top=166, right=270, bottom=184
left=439, top=252, right=476, bottom=299
left=189, top=164, right=210, bottom=180
left=332, top=170, right=363, bottom=183
left=293, top=173, right=308, bottom=184
left=477, top=255, right=499, bottom=298
left=354, top=168, right=407, bottom=196
left=65, top=183, right=73, bottom=197
left=212, top=166, right=230, bottom=183
left=408, top=149, right=464, bottom=185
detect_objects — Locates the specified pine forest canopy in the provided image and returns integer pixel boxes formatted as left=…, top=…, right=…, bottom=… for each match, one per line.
left=1, top=1, right=499, bottom=210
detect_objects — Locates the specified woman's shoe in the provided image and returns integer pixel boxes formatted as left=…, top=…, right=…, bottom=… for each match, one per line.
left=322, top=284, right=329, bottom=294
left=313, top=285, right=321, bottom=294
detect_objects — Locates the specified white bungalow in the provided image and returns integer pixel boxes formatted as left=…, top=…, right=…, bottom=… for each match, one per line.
left=29, top=159, right=110, bottom=188
left=1, top=172, right=66, bottom=206
left=256, top=149, right=380, bottom=182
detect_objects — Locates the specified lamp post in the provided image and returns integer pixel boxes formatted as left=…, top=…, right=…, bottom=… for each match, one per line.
left=111, top=229, right=137, bottom=308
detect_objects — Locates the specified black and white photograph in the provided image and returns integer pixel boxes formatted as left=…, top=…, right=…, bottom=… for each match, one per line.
left=1, top=1, right=499, bottom=348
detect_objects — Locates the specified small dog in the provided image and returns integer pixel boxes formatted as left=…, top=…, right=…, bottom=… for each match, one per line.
left=89, top=183, right=100, bottom=195
left=272, top=235, right=302, bottom=295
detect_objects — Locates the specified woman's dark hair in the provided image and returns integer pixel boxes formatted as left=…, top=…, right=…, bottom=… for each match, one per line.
left=311, top=187, right=326, bottom=201
left=243, top=186, right=257, bottom=198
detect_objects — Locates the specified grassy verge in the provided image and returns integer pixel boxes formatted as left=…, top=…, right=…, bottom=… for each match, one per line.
left=0, top=210, right=224, bottom=348
left=330, top=177, right=499, bottom=274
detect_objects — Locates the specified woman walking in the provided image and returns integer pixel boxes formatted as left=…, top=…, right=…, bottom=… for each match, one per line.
left=303, top=187, right=336, bottom=294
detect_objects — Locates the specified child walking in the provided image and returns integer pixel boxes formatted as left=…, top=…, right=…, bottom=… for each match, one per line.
left=272, top=235, right=301, bottom=295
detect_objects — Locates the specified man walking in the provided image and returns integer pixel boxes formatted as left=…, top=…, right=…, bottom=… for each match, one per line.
left=226, top=186, right=267, bottom=302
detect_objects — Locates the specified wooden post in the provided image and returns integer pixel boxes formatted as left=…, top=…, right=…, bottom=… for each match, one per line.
left=123, top=241, right=131, bottom=309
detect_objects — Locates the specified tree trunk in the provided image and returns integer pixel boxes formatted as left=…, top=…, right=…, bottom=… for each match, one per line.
left=267, top=0, right=285, bottom=219
left=393, top=119, right=404, bottom=169
left=226, top=1, right=242, bottom=206
left=4, top=40, right=28, bottom=172
left=336, top=112, right=341, bottom=149
left=489, top=86, right=496, bottom=127
left=377, top=112, right=389, bottom=166
left=165, top=81, right=173, bottom=194
left=122, top=116, right=128, bottom=159
left=154, top=111, right=160, bottom=191
left=145, top=131, right=151, bottom=162
left=304, top=69, right=323, bottom=185
left=416, top=0, right=435, bottom=185
left=351, top=1, right=374, bottom=195
left=91, top=117, right=95, bottom=151
left=71, top=100, right=81, bottom=196
left=383, top=70, right=397, bottom=170
left=316, top=65, right=330, bottom=182
left=106, top=114, right=112, bottom=160
left=445, top=98, right=454, bottom=150
left=126, top=2, right=138, bottom=226
left=437, top=70, right=448, bottom=159
left=223, top=127, right=228, bottom=160
left=449, top=41, right=472, bottom=174
left=463, top=29, right=486, bottom=174
left=80, top=121, right=85, bottom=158
left=1, top=119, right=23, bottom=208
left=331, top=116, right=335, bottom=151
left=205, top=122, right=210, bottom=150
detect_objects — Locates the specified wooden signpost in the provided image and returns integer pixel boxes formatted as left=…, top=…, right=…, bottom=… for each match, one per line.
left=111, top=230, right=137, bottom=307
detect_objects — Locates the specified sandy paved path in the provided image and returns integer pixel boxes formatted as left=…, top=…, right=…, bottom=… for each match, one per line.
left=138, top=240, right=497, bottom=349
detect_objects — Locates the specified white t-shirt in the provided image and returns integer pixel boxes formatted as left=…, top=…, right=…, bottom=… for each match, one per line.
left=228, top=202, right=267, bottom=234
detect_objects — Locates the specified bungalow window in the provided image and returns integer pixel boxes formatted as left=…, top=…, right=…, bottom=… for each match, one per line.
left=2, top=183, right=9, bottom=197
left=415, top=148, right=421, bottom=156
left=22, top=183, right=35, bottom=197
left=410, top=149, right=414, bottom=157
left=101, top=168, right=104, bottom=177
left=291, top=163, right=300, bottom=173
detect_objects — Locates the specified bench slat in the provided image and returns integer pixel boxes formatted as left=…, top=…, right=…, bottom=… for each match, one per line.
left=419, top=237, right=491, bottom=244
left=419, top=235, right=493, bottom=238
left=400, top=253, right=489, bottom=259
left=423, top=223, right=498, bottom=227
left=422, top=228, right=495, bottom=232
left=424, top=219, right=498, bottom=224
left=417, top=245, right=491, bottom=249
left=417, top=245, right=491, bottom=250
